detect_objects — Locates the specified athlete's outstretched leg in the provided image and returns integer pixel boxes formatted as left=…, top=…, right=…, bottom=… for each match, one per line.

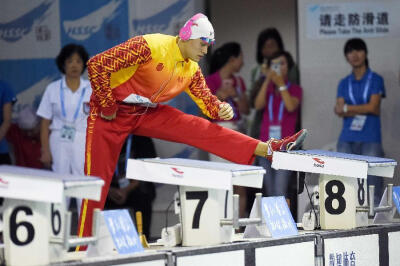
left=133, top=105, right=307, bottom=163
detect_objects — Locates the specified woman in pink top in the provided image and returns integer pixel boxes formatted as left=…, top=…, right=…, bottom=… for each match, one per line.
left=254, top=51, right=302, bottom=200
left=206, top=42, right=250, bottom=218
left=206, top=42, right=249, bottom=132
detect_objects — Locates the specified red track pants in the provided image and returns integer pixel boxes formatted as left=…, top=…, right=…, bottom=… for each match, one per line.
left=77, top=104, right=259, bottom=248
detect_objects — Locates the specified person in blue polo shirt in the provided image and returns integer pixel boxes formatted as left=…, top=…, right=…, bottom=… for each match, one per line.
left=334, top=38, right=385, bottom=205
left=0, top=79, right=16, bottom=164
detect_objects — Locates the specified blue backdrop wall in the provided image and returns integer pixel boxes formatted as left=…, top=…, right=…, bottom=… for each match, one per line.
left=0, top=0, right=203, bottom=158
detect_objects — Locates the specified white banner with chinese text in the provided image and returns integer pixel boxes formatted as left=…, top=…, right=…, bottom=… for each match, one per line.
left=306, top=2, right=400, bottom=39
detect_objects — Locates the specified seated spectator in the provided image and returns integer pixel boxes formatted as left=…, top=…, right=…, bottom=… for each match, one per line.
left=7, top=105, right=43, bottom=169
left=0, top=79, right=16, bottom=165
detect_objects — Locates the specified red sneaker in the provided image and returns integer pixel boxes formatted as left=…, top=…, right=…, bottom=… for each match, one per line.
left=265, top=129, right=308, bottom=161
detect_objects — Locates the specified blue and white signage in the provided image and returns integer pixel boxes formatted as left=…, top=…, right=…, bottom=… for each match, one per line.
left=328, top=251, right=357, bottom=266
left=102, top=209, right=143, bottom=254
left=0, top=0, right=201, bottom=159
left=0, top=59, right=60, bottom=114
left=261, top=196, right=298, bottom=238
left=0, top=0, right=61, bottom=59
left=393, top=186, right=400, bottom=214
left=306, top=2, right=400, bottom=39
left=324, top=234, right=379, bottom=266
left=60, top=0, right=129, bottom=56
left=128, top=0, right=194, bottom=36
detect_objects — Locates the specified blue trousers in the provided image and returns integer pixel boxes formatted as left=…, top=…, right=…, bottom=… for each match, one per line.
left=258, top=157, right=292, bottom=197
left=337, top=141, right=384, bottom=206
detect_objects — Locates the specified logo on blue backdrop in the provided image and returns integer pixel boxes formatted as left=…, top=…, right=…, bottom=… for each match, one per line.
left=63, top=0, right=123, bottom=41
left=309, top=5, right=319, bottom=12
left=0, top=59, right=60, bottom=113
left=15, top=75, right=59, bottom=111
left=0, top=1, right=52, bottom=42
left=132, top=0, right=189, bottom=35
left=60, top=0, right=128, bottom=55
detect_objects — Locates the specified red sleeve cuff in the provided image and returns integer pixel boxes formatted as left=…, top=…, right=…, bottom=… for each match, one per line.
left=100, top=105, right=118, bottom=116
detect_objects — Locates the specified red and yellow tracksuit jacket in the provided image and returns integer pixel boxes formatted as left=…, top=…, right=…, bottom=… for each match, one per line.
left=87, top=33, right=222, bottom=119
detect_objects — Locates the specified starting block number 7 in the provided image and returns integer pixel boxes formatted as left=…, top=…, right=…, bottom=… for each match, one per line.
left=186, top=191, right=208, bottom=229
left=179, top=186, right=232, bottom=246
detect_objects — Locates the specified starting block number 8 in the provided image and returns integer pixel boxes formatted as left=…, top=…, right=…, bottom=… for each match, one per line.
left=324, top=180, right=346, bottom=215
left=357, top=179, right=366, bottom=206
left=320, top=174, right=367, bottom=229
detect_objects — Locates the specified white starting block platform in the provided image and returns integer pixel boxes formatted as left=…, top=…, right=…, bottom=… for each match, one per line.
left=0, top=165, right=104, bottom=266
left=272, top=150, right=397, bottom=229
left=127, top=158, right=265, bottom=246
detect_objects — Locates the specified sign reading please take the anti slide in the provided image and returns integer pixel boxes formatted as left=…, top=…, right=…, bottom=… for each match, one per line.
left=306, top=2, right=400, bottom=39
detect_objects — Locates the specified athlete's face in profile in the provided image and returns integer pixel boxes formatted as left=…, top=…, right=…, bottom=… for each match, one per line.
left=185, top=39, right=210, bottom=62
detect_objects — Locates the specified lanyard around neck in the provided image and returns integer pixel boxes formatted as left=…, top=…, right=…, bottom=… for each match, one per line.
left=348, top=71, right=372, bottom=105
left=60, top=79, right=86, bottom=123
left=268, top=95, right=284, bottom=123
left=233, top=76, right=242, bottom=96
left=268, top=82, right=290, bottom=123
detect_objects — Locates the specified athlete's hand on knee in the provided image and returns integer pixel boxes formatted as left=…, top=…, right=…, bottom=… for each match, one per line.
left=218, top=102, right=234, bottom=120
left=101, top=111, right=117, bottom=121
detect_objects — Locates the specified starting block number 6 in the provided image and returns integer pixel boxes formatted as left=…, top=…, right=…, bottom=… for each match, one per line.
left=4, top=200, right=65, bottom=266
left=7, top=203, right=63, bottom=245
left=4, top=199, right=51, bottom=265
left=9, top=206, right=35, bottom=246
left=51, top=203, right=62, bottom=236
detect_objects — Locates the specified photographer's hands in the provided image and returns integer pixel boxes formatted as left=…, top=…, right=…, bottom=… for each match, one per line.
left=269, top=69, right=285, bottom=88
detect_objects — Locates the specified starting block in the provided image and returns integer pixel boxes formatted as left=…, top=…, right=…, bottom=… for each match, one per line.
left=272, top=150, right=397, bottom=230
left=0, top=165, right=104, bottom=266
left=126, top=158, right=265, bottom=246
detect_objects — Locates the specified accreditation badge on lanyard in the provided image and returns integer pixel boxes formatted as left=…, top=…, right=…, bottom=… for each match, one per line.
left=348, top=72, right=372, bottom=131
left=268, top=93, right=285, bottom=140
left=60, top=125, right=76, bottom=142
left=59, top=80, right=86, bottom=142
